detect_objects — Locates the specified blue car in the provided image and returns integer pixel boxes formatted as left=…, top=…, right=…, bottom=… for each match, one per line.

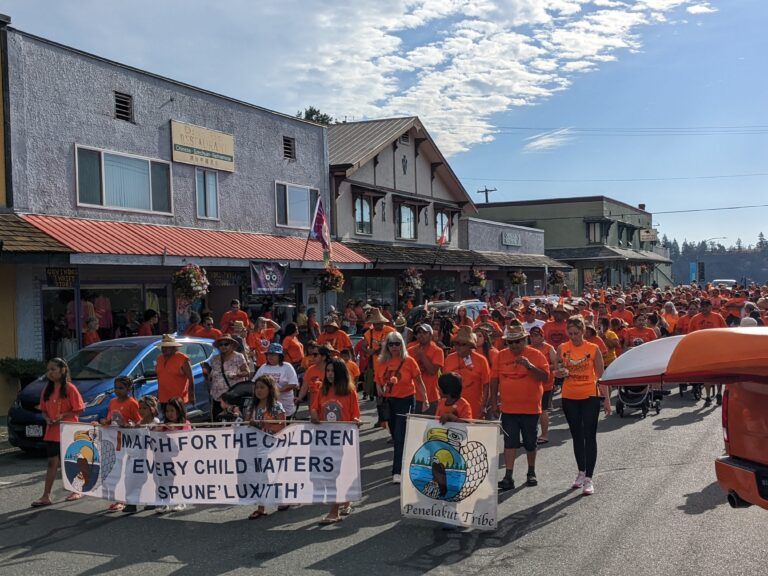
left=7, top=336, right=217, bottom=452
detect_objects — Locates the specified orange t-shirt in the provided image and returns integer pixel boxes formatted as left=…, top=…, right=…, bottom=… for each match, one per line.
left=107, top=397, right=141, bottom=426
left=611, top=309, right=635, bottom=326
left=676, top=314, right=693, bottom=335
left=542, top=321, right=569, bottom=349
left=364, top=326, right=396, bottom=367
left=317, top=330, right=353, bottom=352
left=623, top=327, right=657, bottom=347
left=530, top=341, right=556, bottom=391
left=303, top=363, right=326, bottom=399
left=688, top=312, right=727, bottom=332
left=587, top=334, right=609, bottom=356
left=345, top=359, right=361, bottom=381
left=247, top=329, right=274, bottom=366
left=198, top=327, right=223, bottom=341
left=443, top=351, right=490, bottom=419
left=662, top=313, right=679, bottom=334
left=492, top=347, right=549, bottom=414
left=39, top=383, right=85, bottom=442
left=220, top=309, right=250, bottom=333
left=407, top=341, right=445, bottom=403
left=435, top=397, right=473, bottom=421
left=375, top=356, right=422, bottom=398
left=156, top=352, right=192, bottom=403
left=83, top=331, right=100, bottom=346
left=184, top=323, right=206, bottom=337
left=281, top=334, right=304, bottom=365
left=312, top=386, right=361, bottom=422
left=560, top=341, right=600, bottom=400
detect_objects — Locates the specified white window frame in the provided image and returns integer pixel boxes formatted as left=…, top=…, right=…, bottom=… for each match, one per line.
left=74, top=144, right=174, bottom=216
left=354, top=195, right=373, bottom=236
left=195, top=168, right=220, bottom=221
left=435, top=209, right=451, bottom=243
left=274, top=180, right=319, bottom=230
left=396, top=203, right=417, bottom=241
left=587, top=222, right=602, bottom=244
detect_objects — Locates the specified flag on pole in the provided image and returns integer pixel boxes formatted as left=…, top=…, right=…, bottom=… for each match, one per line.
left=310, top=197, right=332, bottom=265
left=437, top=226, right=448, bottom=248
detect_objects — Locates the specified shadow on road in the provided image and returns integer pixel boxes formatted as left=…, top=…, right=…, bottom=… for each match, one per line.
left=677, top=481, right=727, bottom=515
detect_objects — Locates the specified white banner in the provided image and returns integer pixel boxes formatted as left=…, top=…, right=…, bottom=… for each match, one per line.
left=401, top=415, right=498, bottom=530
left=59, top=423, right=361, bottom=505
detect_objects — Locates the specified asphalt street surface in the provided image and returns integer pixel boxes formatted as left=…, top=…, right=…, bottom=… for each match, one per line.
left=1, top=392, right=765, bottom=576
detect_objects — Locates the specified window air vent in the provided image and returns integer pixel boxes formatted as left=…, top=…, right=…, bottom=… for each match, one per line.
left=399, top=132, right=410, bottom=145
left=283, top=136, right=296, bottom=160
left=114, top=91, right=134, bottom=122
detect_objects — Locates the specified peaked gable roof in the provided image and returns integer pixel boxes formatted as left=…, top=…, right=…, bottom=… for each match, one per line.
left=328, top=116, right=476, bottom=213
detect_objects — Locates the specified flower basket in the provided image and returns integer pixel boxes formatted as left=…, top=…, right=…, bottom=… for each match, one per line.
left=315, top=265, right=345, bottom=293
left=173, top=264, right=209, bottom=302
left=640, top=264, right=649, bottom=274
left=468, top=269, right=486, bottom=288
left=398, top=267, right=423, bottom=297
left=547, top=269, right=565, bottom=286
left=509, top=270, right=527, bottom=285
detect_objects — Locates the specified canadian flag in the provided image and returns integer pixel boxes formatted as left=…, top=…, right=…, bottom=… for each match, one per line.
left=437, top=223, right=449, bottom=248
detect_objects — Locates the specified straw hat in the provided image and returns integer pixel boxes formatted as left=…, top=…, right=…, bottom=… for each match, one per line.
left=503, top=323, right=528, bottom=342
left=323, top=317, right=340, bottom=329
left=553, top=302, right=574, bottom=314
left=231, top=320, right=247, bottom=332
left=452, top=325, right=477, bottom=347
left=159, top=334, right=182, bottom=348
left=214, top=334, right=238, bottom=348
left=366, top=307, right=388, bottom=324
left=394, top=314, right=407, bottom=328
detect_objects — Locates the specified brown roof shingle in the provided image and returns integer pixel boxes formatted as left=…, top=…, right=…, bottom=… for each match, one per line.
left=0, top=213, right=70, bottom=253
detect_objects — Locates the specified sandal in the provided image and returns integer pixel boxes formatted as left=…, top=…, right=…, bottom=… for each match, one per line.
left=537, top=438, right=549, bottom=445
left=319, top=515, right=343, bottom=525
left=65, top=493, right=82, bottom=502
left=107, top=503, right=125, bottom=512
left=31, top=498, right=53, bottom=508
left=339, top=505, right=353, bottom=516
left=249, top=510, right=266, bottom=520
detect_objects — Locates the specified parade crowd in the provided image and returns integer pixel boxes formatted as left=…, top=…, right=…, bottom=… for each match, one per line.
left=29, top=281, right=767, bottom=525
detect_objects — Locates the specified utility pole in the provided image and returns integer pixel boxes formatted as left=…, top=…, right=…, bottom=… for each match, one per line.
left=476, top=186, right=497, bottom=203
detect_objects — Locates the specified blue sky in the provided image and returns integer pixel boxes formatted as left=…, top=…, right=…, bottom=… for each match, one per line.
left=1, top=0, right=764, bottom=247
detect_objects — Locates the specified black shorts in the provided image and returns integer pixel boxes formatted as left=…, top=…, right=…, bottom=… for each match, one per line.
left=45, top=441, right=61, bottom=458
left=541, top=390, right=553, bottom=411
left=501, top=413, right=539, bottom=452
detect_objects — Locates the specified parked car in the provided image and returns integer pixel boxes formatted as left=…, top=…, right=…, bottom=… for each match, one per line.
left=7, top=336, right=216, bottom=452
left=711, top=279, right=738, bottom=288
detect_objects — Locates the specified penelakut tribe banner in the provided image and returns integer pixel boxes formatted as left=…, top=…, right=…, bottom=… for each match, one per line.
left=59, top=422, right=361, bottom=505
left=401, top=415, right=498, bottom=530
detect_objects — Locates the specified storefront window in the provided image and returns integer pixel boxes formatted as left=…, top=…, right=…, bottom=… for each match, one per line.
left=42, top=289, right=77, bottom=360
left=344, top=276, right=397, bottom=308
left=146, top=285, right=173, bottom=334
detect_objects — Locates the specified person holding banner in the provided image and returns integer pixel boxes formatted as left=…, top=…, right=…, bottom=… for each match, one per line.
left=311, top=358, right=361, bottom=524
left=31, top=358, right=86, bottom=508
left=443, top=326, right=491, bottom=420
left=489, top=322, right=550, bottom=491
left=407, top=324, right=444, bottom=416
left=156, top=335, right=195, bottom=414
left=376, top=332, right=429, bottom=484
left=555, top=315, right=606, bottom=496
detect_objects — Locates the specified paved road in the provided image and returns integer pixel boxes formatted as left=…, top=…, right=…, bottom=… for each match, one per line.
left=0, top=393, right=765, bottom=576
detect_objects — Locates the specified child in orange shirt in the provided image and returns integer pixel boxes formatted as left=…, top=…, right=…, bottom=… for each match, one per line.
left=340, top=348, right=361, bottom=387
left=435, top=372, right=473, bottom=424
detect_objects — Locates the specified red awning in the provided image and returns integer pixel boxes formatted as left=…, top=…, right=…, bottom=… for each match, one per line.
left=21, top=214, right=369, bottom=264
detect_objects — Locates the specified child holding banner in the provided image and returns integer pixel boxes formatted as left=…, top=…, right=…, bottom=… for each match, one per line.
left=311, top=358, right=360, bottom=524
left=122, top=396, right=161, bottom=514
left=247, top=375, right=287, bottom=520
left=435, top=372, right=473, bottom=424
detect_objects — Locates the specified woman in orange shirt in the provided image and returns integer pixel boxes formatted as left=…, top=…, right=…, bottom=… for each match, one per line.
left=555, top=315, right=606, bottom=496
left=281, top=322, right=305, bottom=368
left=31, top=358, right=85, bottom=508
left=311, top=358, right=360, bottom=524
left=375, top=332, right=428, bottom=484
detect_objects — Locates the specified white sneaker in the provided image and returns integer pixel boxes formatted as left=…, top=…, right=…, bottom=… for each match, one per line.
left=392, top=474, right=402, bottom=484
left=572, top=471, right=586, bottom=489
left=582, top=478, right=594, bottom=496
left=155, top=505, right=170, bottom=514
left=173, top=503, right=187, bottom=511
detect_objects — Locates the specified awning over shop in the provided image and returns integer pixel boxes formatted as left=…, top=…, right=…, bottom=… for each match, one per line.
left=0, top=213, right=71, bottom=253
left=545, top=245, right=671, bottom=264
left=345, top=242, right=568, bottom=270
left=21, top=214, right=370, bottom=268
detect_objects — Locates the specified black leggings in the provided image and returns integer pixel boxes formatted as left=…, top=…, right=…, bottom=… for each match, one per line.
left=562, top=397, right=601, bottom=478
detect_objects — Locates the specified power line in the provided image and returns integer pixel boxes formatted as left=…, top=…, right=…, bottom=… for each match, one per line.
left=460, top=172, right=768, bottom=183
left=429, top=123, right=768, bottom=132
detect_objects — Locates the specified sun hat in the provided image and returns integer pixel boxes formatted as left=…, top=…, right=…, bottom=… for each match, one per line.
left=394, top=315, right=407, bottom=328
left=267, top=343, right=284, bottom=356
left=159, top=334, right=182, bottom=348
left=503, top=323, right=528, bottom=342
left=366, top=307, right=389, bottom=324
left=231, top=320, right=247, bottom=331
left=214, top=334, right=238, bottom=348
left=414, top=323, right=433, bottom=334
left=323, top=318, right=340, bottom=329
left=739, top=317, right=758, bottom=327
left=451, top=325, right=477, bottom=347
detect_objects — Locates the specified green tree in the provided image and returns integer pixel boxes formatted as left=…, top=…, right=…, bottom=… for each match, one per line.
left=296, top=106, right=334, bottom=125
left=757, top=232, right=768, bottom=251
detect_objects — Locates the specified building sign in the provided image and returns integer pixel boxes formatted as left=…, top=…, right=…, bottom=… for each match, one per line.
left=639, top=229, right=658, bottom=242
left=501, top=231, right=522, bottom=247
left=46, top=267, right=78, bottom=288
left=251, top=262, right=288, bottom=295
left=171, top=120, right=235, bottom=172
left=208, top=270, right=244, bottom=288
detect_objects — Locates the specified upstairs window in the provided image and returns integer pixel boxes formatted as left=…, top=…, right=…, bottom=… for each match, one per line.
left=396, top=204, right=416, bottom=240
left=587, top=222, right=602, bottom=244
left=399, top=132, right=411, bottom=145
left=435, top=210, right=451, bottom=243
left=114, top=91, right=134, bottom=122
left=276, top=182, right=319, bottom=228
left=354, top=196, right=372, bottom=235
left=283, top=136, right=296, bottom=160
left=196, top=168, right=219, bottom=219
left=76, top=145, right=171, bottom=214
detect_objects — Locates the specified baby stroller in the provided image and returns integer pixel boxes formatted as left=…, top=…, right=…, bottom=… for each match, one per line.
left=218, top=381, right=254, bottom=423
left=677, top=383, right=703, bottom=400
left=615, top=384, right=662, bottom=418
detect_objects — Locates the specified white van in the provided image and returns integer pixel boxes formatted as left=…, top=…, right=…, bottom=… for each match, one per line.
left=712, top=279, right=737, bottom=288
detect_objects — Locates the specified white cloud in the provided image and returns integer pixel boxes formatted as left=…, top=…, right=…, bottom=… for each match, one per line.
left=687, top=3, right=718, bottom=14
left=3, top=0, right=718, bottom=156
left=523, top=128, right=576, bottom=152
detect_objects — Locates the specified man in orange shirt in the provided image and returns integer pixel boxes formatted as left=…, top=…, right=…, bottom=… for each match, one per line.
left=219, top=299, right=250, bottom=334
left=281, top=322, right=305, bottom=367
left=490, top=322, right=550, bottom=491
left=197, top=315, right=223, bottom=341
left=443, top=326, right=490, bottom=419
left=543, top=304, right=572, bottom=350
left=611, top=298, right=634, bottom=327
left=317, top=319, right=353, bottom=353
left=688, top=298, right=727, bottom=406
left=675, top=301, right=698, bottom=335
left=622, top=314, right=658, bottom=350
left=155, top=335, right=195, bottom=411
left=407, top=324, right=444, bottom=415
left=246, top=317, right=280, bottom=368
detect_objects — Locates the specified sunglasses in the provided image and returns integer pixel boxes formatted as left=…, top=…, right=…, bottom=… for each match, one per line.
left=387, top=342, right=402, bottom=347
left=218, top=342, right=232, bottom=347
left=506, top=339, right=526, bottom=344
